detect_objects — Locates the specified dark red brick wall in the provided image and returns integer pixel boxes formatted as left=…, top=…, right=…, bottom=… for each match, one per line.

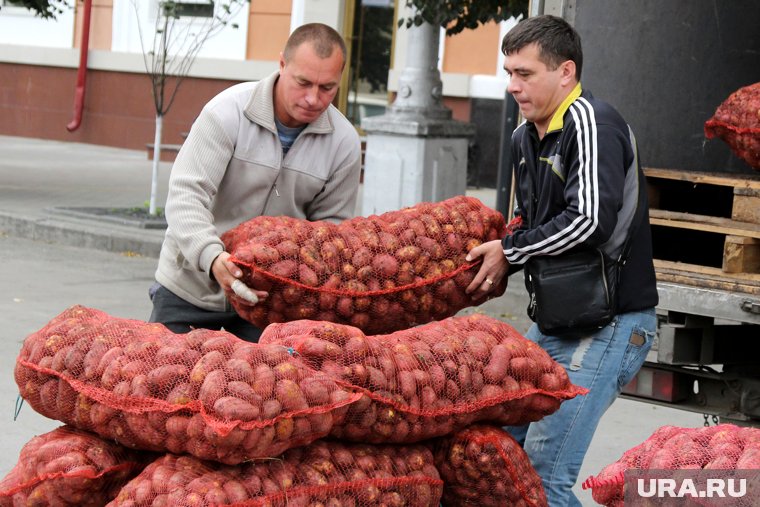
left=0, top=62, right=239, bottom=150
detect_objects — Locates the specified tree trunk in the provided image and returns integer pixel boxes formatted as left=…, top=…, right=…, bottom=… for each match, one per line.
left=149, top=113, right=163, bottom=216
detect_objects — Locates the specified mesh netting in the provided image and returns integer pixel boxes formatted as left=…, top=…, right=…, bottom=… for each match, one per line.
left=108, top=440, right=443, bottom=506
left=222, top=196, right=507, bottom=334
left=14, top=306, right=361, bottom=465
left=0, top=425, right=150, bottom=507
left=259, top=314, right=587, bottom=443
left=582, top=424, right=760, bottom=506
left=704, top=81, right=760, bottom=169
left=431, top=424, right=547, bottom=507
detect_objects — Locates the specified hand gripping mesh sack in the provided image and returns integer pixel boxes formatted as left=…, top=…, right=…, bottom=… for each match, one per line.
left=704, top=82, right=760, bottom=169
left=582, top=424, right=760, bottom=506
left=0, top=425, right=151, bottom=507
left=221, top=196, right=507, bottom=334
left=14, top=306, right=361, bottom=465
left=260, top=314, right=587, bottom=443
left=430, top=424, right=547, bottom=507
left=108, top=441, right=443, bottom=506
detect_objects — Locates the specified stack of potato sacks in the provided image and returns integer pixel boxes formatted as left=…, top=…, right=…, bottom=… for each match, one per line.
left=7, top=196, right=587, bottom=506
left=583, top=424, right=760, bottom=506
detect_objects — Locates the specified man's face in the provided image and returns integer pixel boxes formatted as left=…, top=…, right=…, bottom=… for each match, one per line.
left=504, top=43, right=572, bottom=133
left=275, top=42, right=344, bottom=128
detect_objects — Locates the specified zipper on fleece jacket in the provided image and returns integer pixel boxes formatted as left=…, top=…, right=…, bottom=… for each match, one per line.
left=260, top=141, right=285, bottom=215
left=260, top=179, right=281, bottom=216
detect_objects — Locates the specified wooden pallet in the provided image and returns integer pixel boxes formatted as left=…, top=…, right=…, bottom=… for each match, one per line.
left=644, top=167, right=760, bottom=294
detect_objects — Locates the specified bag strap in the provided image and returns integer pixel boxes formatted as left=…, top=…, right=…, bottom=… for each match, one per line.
left=614, top=126, right=647, bottom=267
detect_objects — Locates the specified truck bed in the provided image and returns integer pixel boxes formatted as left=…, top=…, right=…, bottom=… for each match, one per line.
left=645, top=167, right=760, bottom=297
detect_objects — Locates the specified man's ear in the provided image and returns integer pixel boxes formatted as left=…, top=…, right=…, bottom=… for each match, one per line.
left=560, top=60, right=577, bottom=85
left=279, top=52, right=286, bottom=72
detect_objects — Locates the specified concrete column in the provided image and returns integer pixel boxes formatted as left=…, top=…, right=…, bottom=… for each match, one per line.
left=360, top=19, right=475, bottom=216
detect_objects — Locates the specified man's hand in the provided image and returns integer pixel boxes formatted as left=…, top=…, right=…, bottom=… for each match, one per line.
left=464, top=239, right=510, bottom=297
left=212, top=252, right=268, bottom=305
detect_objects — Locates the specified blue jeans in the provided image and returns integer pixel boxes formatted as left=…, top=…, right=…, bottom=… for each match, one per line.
left=508, top=308, right=656, bottom=507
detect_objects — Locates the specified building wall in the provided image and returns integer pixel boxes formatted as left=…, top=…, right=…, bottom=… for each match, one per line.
left=108, top=0, right=250, bottom=59
left=74, top=0, right=113, bottom=50
left=247, top=0, right=291, bottom=60
left=0, top=3, right=75, bottom=47
left=0, top=1, right=517, bottom=186
left=0, top=62, right=239, bottom=150
left=442, top=21, right=501, bottom=75
left=0, top=0, right=279, bottom=150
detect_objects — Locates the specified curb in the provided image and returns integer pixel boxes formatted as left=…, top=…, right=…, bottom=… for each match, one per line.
left=0, top=211, right=164, bottom=258
left=48, top=207, right=168, bottom=230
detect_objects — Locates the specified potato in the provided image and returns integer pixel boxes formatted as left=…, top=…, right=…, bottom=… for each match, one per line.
left=509, top=355, right=538, bottom=380
left=270, top=259, right=298, bottom=278
left=300, top=338, right=342, bottom=360
left=349, top=313, right=371, bottom=330
left=165, top=382, right=194, bottom=405
left=250, top=243, right=280, bottom=265
left=351, top=247, right=372, bottom=269
left=538, top=372, right=562, bottom=391
left=155, top=345, right=201, bottom=366
left=273, top=360, right=301, bottom=382
left=395, top=245, right=422, bottom=263
left=147, top=364, right=188, bottom=391
left=352, top=266, right=369, bottom=282
left=213, top=396, right=260, bottom=422
left=276, top=239, right=300, bottom=258
left=189, top=350, right=225, bottom=384
left=336, top=297, right=354, bottom=318
left=198, top=369, right=226, bottom=408
left=736, top=446, right=760, bottom=468
left=276, top=380, right=309, bottom=411
left=224, top=358, right=255, bottom=383
left=82, top=342, right=109, bottom=379
left=416, top=236, right=444, bottom=260
left=370, top=254, right=399, bottom=277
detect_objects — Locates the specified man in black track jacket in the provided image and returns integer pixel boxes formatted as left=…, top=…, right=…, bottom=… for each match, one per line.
left=465, top=15, right=658, bottom=506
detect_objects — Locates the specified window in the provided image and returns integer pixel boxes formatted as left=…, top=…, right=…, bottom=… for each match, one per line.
left=0, top=0, right=37, bottom=15
left=157, top=0, right=214, bottom=19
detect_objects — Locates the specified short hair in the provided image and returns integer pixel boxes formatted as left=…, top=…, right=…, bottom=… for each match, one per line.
left=283, top=23, right=347, bottom=68
left=501, top=15, right=583, bottom=80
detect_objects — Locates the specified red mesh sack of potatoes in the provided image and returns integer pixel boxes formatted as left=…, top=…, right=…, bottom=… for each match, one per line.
left=431, top=424, right=547, bottom=507
left=705, top=82, right=760, bottom=169
left=108, top=440, right=443, bottom=506
left=222, top=196, right=507, bottom=334
left=14, top=306, right=361, bottom=465
left=582, top=424, right=760, bottom=506
left=260, top=314, right=587, bottom=443
left=0, top=425, right=151, bottom=507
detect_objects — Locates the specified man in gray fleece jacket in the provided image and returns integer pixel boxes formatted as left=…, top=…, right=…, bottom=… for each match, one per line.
left=149, top=23, right=362, bottom=341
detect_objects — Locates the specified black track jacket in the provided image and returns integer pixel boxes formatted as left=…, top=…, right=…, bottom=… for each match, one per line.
left=502, top=84, right=659, bottom=314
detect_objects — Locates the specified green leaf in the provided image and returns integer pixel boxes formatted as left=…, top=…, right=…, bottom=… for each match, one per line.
left=7, top=0, right=71, bottom=19
left=400, top=0, right=528, bottom=35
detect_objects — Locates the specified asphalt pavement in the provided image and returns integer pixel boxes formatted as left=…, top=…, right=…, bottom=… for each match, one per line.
left=0, top=134, right=704, bottom=505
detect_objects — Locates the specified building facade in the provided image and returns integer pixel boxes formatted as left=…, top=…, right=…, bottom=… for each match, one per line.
left=0, top=0, right=514, bottom=186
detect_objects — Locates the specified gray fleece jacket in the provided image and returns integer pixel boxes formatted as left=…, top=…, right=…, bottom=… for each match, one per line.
left=155, top=71, right=362, bottom=311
